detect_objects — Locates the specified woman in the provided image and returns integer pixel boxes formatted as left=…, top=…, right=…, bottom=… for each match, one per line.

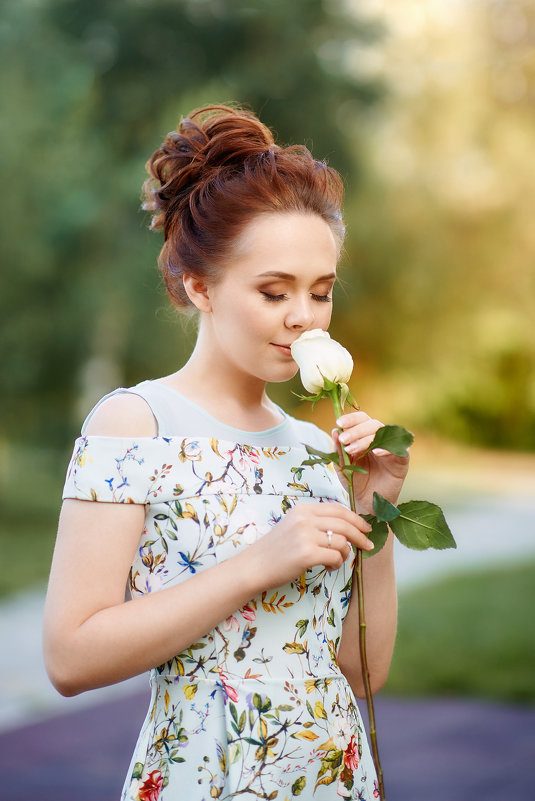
left=44, top=105, right=408, bottom=800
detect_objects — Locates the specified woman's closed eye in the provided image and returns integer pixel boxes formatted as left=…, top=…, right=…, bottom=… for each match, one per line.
left=261, top=291, right=287, bottom=302
left=260, top=291, right=332, bottom=303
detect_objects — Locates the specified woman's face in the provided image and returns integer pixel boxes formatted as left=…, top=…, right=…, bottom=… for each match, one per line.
left=201, top=212, right=338, bottom=386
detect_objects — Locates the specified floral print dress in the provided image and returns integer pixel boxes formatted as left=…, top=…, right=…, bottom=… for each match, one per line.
left=63, top=433, right=378, bottom=800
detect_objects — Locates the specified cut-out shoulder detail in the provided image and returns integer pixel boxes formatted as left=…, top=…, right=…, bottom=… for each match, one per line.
left=83, top=393, right=158, bottom=438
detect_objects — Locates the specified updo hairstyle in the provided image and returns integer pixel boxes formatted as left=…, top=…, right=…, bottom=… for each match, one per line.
left=143, top=104, right=345, bottom=311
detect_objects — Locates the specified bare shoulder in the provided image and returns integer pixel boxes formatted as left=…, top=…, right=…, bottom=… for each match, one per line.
left=83, top=392, right=158, bottom=437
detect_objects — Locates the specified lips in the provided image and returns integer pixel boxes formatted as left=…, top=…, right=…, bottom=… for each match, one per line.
left=271, top=343, right=293, bottom=356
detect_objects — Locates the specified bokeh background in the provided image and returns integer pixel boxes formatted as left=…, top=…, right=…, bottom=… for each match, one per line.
left=1, top=0, right=534, bottom=797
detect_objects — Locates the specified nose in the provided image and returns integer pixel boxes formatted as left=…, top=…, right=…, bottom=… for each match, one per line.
left=284, top=295, right=315, bottom=331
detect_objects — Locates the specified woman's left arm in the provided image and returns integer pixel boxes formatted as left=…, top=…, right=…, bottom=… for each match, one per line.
left=332, top=410, right=410, bottom=697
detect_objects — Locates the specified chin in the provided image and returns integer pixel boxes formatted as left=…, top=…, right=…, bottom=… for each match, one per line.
left=266, top=366, right=299, bottom=385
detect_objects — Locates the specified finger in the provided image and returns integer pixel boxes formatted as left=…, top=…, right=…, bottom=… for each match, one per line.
left=324, top=539, right=356, bottom=572
left=336, top=411, right=371, bottom=428
left=307, top=503, right=372, bottom=534
left=370, top=447, right=394, bottom=457
left=331, top=428, right=341, bottom=447
left=338, top=418, right=383, bottom=447
left=344, top=433, right=378, bottom=455
left=316, top=517, right=374, bottom=550
left=318, top=530, right=349, bottom=554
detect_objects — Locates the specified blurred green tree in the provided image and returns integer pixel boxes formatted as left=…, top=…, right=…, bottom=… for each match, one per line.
left=0, top=0, right=381, bottom=447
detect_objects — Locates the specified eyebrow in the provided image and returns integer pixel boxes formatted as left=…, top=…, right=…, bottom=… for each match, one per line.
left=256, top=271, right=336, bottom=282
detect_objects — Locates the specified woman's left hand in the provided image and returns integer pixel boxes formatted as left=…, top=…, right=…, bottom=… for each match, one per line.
left=332, top=410, right=410, bottom=514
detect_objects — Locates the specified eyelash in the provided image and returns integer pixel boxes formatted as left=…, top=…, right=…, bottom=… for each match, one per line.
left=261, top=292, right=332, bottom=303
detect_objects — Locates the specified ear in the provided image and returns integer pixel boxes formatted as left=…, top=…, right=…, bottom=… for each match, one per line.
left=183, top=274, right=212, bottom=313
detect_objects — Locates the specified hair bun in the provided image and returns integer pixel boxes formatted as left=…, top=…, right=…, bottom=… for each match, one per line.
left=142, top=102, right=344, bottom=311
left=143, top=105, right=276, bottom=235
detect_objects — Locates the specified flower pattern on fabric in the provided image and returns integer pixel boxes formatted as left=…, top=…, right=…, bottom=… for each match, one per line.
left=63, top=436, right=376, bottom=800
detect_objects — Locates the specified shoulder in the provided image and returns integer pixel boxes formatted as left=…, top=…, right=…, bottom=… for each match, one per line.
left=83, top=391, right=158, bottom=437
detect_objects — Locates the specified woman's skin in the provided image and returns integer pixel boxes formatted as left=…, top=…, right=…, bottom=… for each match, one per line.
left=43, top=212, right=408, bottom=699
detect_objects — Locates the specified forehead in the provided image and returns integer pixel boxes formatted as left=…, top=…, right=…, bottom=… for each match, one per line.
left=229, top=212, right=339, bottom=276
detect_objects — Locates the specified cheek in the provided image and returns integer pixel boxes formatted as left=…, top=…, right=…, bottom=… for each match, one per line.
left=318, top=303, right=333, bottom=328
left=227, top=306, right=269, bottom=346
left=241, top=302, right=277, bottom=336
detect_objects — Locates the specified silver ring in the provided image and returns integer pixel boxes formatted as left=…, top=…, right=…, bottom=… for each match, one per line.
left=326, top=529, right=333, bottom=547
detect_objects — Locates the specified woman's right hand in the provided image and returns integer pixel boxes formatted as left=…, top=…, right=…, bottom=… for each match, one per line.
left=246, top=501, right=374, bottom=590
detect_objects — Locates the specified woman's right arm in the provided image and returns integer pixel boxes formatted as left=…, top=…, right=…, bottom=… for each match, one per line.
left=43, top=394, right=373, bottom=697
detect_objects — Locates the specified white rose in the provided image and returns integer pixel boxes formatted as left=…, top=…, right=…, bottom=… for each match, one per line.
left=290, top=329, right=353, bottom=394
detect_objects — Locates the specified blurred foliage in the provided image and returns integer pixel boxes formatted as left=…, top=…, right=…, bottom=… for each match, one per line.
left=0, top=443, right=63, bottom=597
left=1, top=0, right=534, bottom=454
left=385, top=560, right=535, bottom=705
left=335, top=0, right=535, bottom=450
left=0, top=0, right=380, bottom=449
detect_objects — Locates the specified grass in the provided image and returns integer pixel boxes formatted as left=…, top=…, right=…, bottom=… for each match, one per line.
left=384, top=560, right=535, bottom=705
left=0, top=444, right=65, bottom=597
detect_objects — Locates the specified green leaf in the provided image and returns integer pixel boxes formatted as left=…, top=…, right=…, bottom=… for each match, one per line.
left=339, top=382, right=349, bottom=409
left=322, top=377, right=338, bottom=392
left=340, top=463, right=368, bottom=475
left=292, top=775, right=307, bottom=796
left=390, top=500, right=456, bottom=551
left=361, top=518, right=389, bottom=559
left=292, top=389, right=331, bottom=406
left=304, top=445, right=340, bottom=465
left=238, top=710, right=246, bottom=733
left=373, top=492, right=401, bottom=523
left=283, top=642, right=306, bottom=654
left=345, top=389, right=359, bottom=410
left=230, top=702, right=238, bottom=724
left=244, top=737, right=262, bottom=746
left=287, top=481, right=311, bottom=492
left=229, top=742, right=242, bottom=764
left=367, top=424, right=414, bottom=457
left=132, top=762, right=144, bottom=780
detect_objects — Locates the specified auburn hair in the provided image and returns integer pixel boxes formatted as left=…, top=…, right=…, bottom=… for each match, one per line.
left=143, top=104, right=345, bottom=310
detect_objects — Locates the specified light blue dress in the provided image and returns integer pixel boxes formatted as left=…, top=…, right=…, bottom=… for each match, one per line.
left=62, top=381, right=378, bottom=800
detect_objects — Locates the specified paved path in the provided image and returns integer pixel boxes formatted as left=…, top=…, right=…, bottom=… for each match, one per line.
left=0, top=689, right=533, bottom=800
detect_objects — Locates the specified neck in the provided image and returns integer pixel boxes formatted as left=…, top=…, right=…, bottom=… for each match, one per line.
left=167, top=324, right=283, bottom=428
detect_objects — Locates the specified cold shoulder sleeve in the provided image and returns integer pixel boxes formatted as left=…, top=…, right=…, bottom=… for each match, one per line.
left=63, top=433, right=347, bottom=507
left=62, top=436, right=162, bottom=504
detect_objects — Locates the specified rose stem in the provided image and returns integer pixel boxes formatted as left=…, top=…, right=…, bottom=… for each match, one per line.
left=329, top=386, right=386, bottom=800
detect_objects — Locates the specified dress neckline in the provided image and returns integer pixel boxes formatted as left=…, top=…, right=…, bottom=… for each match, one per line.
left=149, top=380, right=290, bottom=438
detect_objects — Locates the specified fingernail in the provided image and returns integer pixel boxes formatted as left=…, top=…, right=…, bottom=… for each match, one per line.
left=365, top=539, right=374, bottom=551
left=336, top=417, right=345, bottom=427
left=339, top=432, right=349, bottom=444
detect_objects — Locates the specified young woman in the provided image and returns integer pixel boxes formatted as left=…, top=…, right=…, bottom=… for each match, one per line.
left=44, top=105, right=408, bottom=800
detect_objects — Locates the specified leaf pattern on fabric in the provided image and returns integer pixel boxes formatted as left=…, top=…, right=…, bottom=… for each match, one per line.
left=63, top=436, right=376, bottom=799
